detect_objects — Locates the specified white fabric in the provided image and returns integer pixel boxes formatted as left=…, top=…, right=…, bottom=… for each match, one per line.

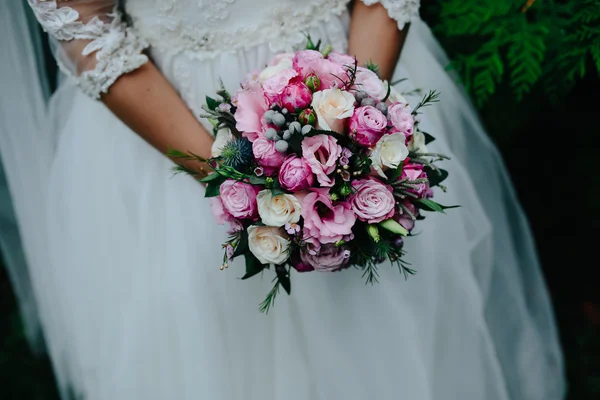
left=27, top=0, right=149, bottom=99
left=6, top=0, right=565, bottom=399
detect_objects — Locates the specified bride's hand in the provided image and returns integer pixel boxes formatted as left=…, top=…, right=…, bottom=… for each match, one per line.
left=348, top=1, right=410, bottom=81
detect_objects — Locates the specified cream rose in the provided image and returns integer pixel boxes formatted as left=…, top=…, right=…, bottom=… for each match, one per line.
left=259, top=54, right=294, bottom=82
left=211, top=127, right=233, bottom=157
left=370, top=132, right=410, bottom=178
left=247, top=225, right=291, bottom=265
left=256, top=190, right=302, bottom=227
left=409, top=130, right=428, bottom=154
left=311, top=89, right=356, bottom=133
left=385, top=82, right=409, bottom=105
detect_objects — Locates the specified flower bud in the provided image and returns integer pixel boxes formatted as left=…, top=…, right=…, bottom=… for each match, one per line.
left=298, top=108, right=317, bottom=126
left=330, top=192, right=339, bottom=201
left=339, top=183, right=352, bottom=196
left=304, top=73, right=321, bottom=92
left=367, top=225, right=380, bottom=243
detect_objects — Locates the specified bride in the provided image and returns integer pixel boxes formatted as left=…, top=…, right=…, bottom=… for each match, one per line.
left=1, top=0, right=564, bottom=399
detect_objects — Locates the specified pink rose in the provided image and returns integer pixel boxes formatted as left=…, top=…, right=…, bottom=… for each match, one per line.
left=402, top=164, right=429, bottom=196
left=235, top=87, right=268, bottom=142
left=299, top=243, right=350, bottom=272
left=311, top=58, right=346, bottom=89
left=252, top=137, right=286, bottom=176
left=220, top=179, right=259, bottom=220
left=301, top=134, right=342, bottom=187
left=351, top=179, right=395, bottom=224
left=395, top=201, right=419, bottom=231
left=279, top=156, right=314, bottom=192
left=280, top=82, right=313, bottom=112
left=301, top=188, right=356, bottom=244
left=388, top=102, right=414, bottom=136
left=327, top=52, right=355, bottom=67
left=262, top=68, right=298, bottom=100
left=293, top=50, right=324, bottom=77
left=349, top=106, right=388, bottom=147
left=353, top=67, right=387, bottom=100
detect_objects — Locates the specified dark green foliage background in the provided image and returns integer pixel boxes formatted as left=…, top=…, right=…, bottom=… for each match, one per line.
left=1, top=1, right=598, bottom=398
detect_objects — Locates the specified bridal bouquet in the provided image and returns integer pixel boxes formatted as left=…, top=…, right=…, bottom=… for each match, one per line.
left=170, top=38, right=454, bottom=312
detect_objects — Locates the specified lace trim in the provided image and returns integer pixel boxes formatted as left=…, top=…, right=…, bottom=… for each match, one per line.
left=29, top=1, right=149, bottom=99
left=134, top=0, right=350, bottom=60
left=362, top=0, right=420, bottom=31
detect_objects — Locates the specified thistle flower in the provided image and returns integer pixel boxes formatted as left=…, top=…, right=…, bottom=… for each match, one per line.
left=220, top=137, right=253, bottom=171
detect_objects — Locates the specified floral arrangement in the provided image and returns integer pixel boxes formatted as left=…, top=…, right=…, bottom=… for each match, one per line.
left=170, top=38, right=455, bottom=312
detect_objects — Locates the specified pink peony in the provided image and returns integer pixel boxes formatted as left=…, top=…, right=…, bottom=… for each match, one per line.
left=387, top=102, right=414, bottom=137
left=262, top=68, right=298, bottom=100
left=292, top=50, right=324, bottom=77
left=301, top=188, right=356, bottom=244
left=301, top=134, right=342, bottom=187
left=269, top=52, right=295, bottom=66
left=351, top=179, right=396, bottom=224
left=349, top=106, right=388, bottom=147
left=299, top=243, right=350, bottom=272
left=310, top=58, right=347, bottom=89
left=219, top=179, right=259, bottom=220
left=353, top=67, right=387, bottom=100
left=402, top=164, right=429, bottom=197
left=327, top=52, right=356, bottom=68
left=252, top=137, right=286, bottom=176
left=279, top=156, right=314, bottom=192
left=235, top=87, right=268, bottom=142
left=280, top=81, right=313, bottom=112
left=395, top=201, right=419, bottom=231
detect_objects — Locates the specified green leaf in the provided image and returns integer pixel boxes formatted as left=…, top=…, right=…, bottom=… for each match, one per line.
left=424, top=167, right=448, bottom=187
left=379, top=219, right=409, bottom=236
left=241, top=254, right=264, bottom=280
left=204, top=181, right=221, bottom=198
left=275, top=265, right=291, bottom=295
left=416, top=198, right=459, bottom=213
left=205, top=96, right=220, bottom=111
left=233, top=231, right=249, bottom=258
left=422, top=132, right=436, bottom=145
left=200, top=171, right=224, bottom=183
left=248, top=175, right=267, bottom=185
left=386, top=165, right=403, bottom=182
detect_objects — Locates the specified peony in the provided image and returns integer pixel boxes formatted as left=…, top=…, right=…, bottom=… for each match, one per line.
left=387, top=102, right=414, bottom=136
left=299, top=243, right=350, bottom=272
left=351, top=179, right=395, bottom=224
left=310, top=58, right=347, bottom=89
left=220, top=179, right=259, bottom=220
left=408, top=130, right=428, bottom=153
left=211, top=127, right=233, bottom=157
left=278, top=156, right=314, bottom=192
left=311, top=88, right=355, bottom=133
left=354, top=67, right=387, bottom=100
left=292, top=49, right=324, bottom=77
left=252, top=137, right=286, bottom=176
left=247, top=225, right=291, bottom=265
left=370, top=132, right=410, bottom=178
left=259, top=53, right=294, bottom=82
left=280, top=82, right=313, bottom=112
left=235, top=86, right=268, bottom=142
left=301, top=188, right=356, bottom=243
left=349, top=106, right=388, bottom=147
left=301, top=134, right=342, bottom=187
left=327, top=52, right=356, bottom=67
left=256, top=190, right=302, bottom=227
left=261, top=68, right=298, bottom=99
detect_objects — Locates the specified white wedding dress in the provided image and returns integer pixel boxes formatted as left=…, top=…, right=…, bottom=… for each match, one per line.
left=0, top=1, right=565, bottom=399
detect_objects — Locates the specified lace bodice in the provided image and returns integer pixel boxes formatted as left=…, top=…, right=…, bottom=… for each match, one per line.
left=28, top=0, right=420, bottom=99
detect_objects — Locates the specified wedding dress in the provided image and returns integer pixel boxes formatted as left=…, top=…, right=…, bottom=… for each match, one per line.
left=1, top=1, right=564, bottom=399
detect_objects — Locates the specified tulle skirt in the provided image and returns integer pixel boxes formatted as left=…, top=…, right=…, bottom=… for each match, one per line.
left=13, top=14, right=565, bottom=400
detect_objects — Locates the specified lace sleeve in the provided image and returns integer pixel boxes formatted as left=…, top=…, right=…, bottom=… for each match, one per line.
left=27, top=0, right=149, bottom=99
left=361, top=0, right=420, bottom=30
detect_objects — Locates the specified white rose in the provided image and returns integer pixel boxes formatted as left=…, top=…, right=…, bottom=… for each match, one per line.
left=211, top=127, right=233, bottom=157
left=311, top=89, right=356, bottom=133
left=354, top=67, right=387, bottom=100
left=385, top=82, right=409, bottom=105
left=256, top=190, right=302, bottom=227
left=408, top=130, right=428, bottom=154
left=259, top=55, right=294, bottom=83
left=370, top=132, right=410, bottom=178
left=247, top=225, right=291, bottom=265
